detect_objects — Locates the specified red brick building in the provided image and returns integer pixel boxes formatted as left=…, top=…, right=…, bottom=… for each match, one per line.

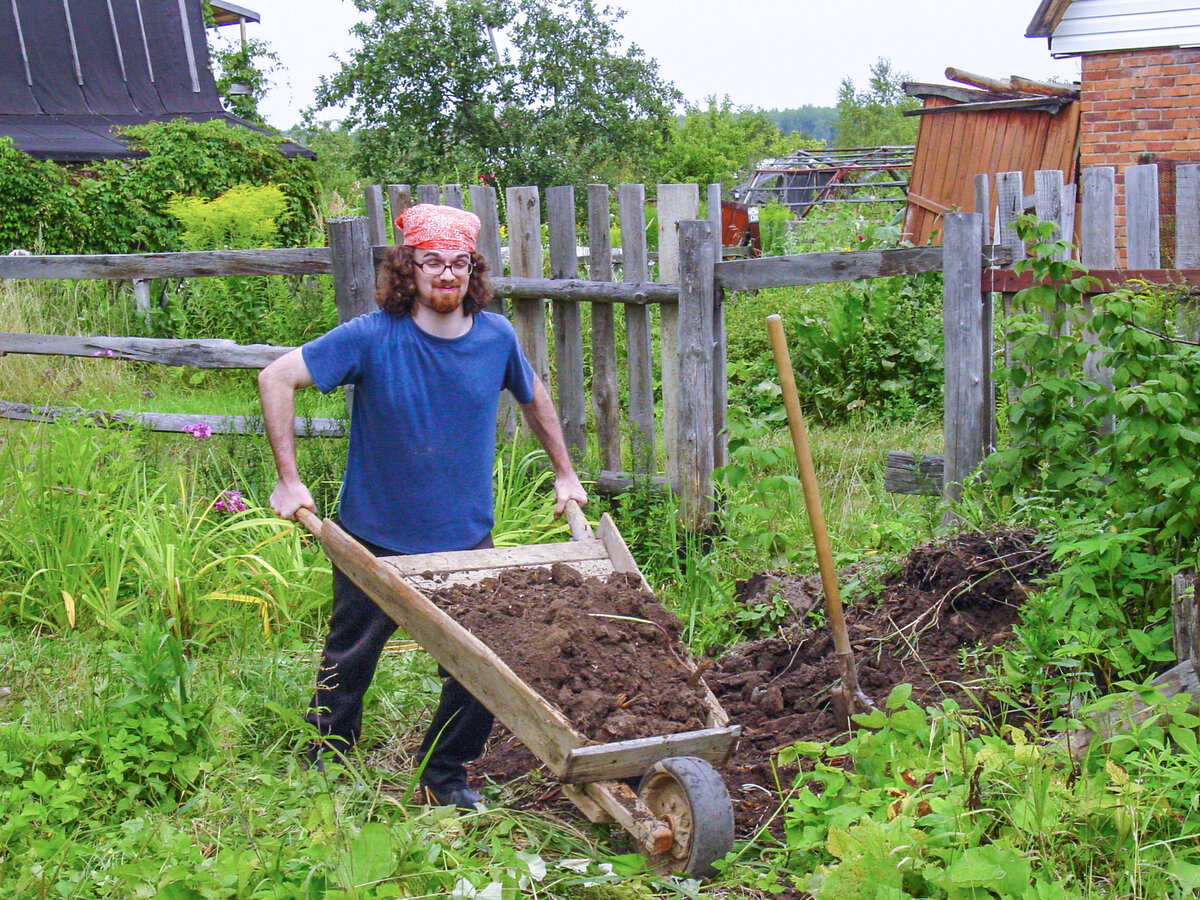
left=1027, top=0, right=1200, bottom=261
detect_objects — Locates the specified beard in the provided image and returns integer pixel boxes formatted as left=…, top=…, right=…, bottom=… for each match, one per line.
left=425, top=291, right=464, bottom=315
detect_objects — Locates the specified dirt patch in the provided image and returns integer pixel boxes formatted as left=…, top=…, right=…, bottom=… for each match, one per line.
left=428, top=564, right=711, bottom=742
left=468, top=529, right=1051, bottom=839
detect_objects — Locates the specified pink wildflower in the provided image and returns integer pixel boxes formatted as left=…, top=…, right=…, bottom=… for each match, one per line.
left=183, top=422, right=213, bottom=439
left=214, top=490, right=247, bottom=513
left=92, top=348, right=116, bottom=357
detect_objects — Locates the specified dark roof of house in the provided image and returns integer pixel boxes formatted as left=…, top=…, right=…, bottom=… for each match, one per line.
left=0, top=0, right=312, bottom=161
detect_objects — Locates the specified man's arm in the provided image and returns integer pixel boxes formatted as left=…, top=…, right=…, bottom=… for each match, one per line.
left=519, top=376, right=588, bottom=515
left=258, top=347, right=318, bottom=520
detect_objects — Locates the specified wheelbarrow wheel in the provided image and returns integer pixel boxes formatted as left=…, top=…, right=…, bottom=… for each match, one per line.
left=637, top=756, right=733, bottom=880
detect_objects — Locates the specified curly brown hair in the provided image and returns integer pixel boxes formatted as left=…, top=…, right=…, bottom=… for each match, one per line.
left=375, top=245, right=492, bottom=316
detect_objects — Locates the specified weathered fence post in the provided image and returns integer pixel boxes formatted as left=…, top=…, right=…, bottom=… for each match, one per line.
left=328, top=216, right=376, bottom=417
left=942, top=213, right=987, bottom=522
left=388, top=184, right=413, bottom=244
left=1081, top=166, right=1117, bottom=395
left=1126, top=163, right=1161, bottom=268
left=442, top=184, right=464, bottom=209
left=676, top=219, right=716, bottom=530
left=619, top=183, right=656, bottom=474
left=468, top=184, right=517, bottom=438
left=1179, top=165, right=1200, bottom=269
left=363, top=185, right=389, bottom=246
left=417, top=184, right=441, bottom=206
left=506, top=187, right=550, bottom=388
left=658, top=183, right=700, bottom=492
left=708, top=182, right=728, bottom=471
left=547, top=185, right=587, bottom=460
left=589, top=184, right=621, bottom=473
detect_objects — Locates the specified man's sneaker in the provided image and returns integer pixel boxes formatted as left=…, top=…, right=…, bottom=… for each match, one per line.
left=422, top=782, right=488, bottom=812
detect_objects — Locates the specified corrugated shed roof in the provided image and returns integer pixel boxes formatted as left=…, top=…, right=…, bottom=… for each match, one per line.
left=0, top=0, right=311, bottom=161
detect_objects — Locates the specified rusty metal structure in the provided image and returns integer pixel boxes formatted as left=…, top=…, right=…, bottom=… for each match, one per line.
left=733, top=146, right=914, bottom=217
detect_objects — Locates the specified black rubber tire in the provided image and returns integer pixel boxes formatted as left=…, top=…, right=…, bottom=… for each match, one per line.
left=637, top=756, right=734, bottom=880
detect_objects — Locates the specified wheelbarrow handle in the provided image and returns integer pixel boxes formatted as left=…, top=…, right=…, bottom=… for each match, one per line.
left=564, top=499, right=594, bottom=542
left=294, top=507, right=323, bottom=538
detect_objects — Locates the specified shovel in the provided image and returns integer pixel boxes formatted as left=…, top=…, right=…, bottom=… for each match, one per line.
left=766, top=314, right=875, bottom=721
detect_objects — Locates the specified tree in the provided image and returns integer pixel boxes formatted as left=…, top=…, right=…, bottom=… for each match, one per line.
left=654, top=96, right=820, bottom=187
left=835, top=58, right=919, bottom=147
left=313, top=0, right=681, bottom=189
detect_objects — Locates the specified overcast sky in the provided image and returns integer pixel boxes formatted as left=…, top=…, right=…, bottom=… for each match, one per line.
left=226, top=0, right=1082, bottom=130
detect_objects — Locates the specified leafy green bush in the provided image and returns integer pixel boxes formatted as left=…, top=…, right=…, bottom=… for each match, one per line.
left=0, top=119, right=320, bottom=255
left=0, top=137, right=87, bottom=254
left=725, top=272, right=944, bottom=424
left=162, top=183, right=331, bottom=344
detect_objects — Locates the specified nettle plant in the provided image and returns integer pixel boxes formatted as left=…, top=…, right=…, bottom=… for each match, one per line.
left=983, top=215, right=1200, bottom=677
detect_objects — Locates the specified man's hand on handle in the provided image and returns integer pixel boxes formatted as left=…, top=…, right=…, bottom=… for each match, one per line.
left=270, top=479, right=316, bottom=521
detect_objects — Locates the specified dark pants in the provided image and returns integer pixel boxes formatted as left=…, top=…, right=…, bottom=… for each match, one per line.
left=307, top=527, right=495, bottom=791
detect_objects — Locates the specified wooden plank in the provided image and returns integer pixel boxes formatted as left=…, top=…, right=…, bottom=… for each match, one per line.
left=884, top=451, right=943, bottom=495
left=618, top=184, right=656, bottom=474
left=1173, top=572, right=1199, bottom=667
left=996, top=171, right=1026, bottom=261
left=381, top=539, right=609, bottom=576
left=942, top=214, right=987, bottom=518
left=363, top=184, right=389, bottom=247
left=1061, top=658, right=1198, bottom=760
left=442, top=184, right=463, bottom=209
left=974, top=174, right=991, bottom=243
left=657, top=184, right=700, bottom=491
left=0, top=247, right=333, bottom=280
left=0, top=332, right=289, bottom=368
left=675, top=220, right=716, bottom=530
left=986, top=268, right=1200, bottom=293
left=712, top=245, right=1011, bottom=292
left=491, top=278, right=677, bottom=305
left=417, top=184, right=440, bottom=206
left=561, top=726, right=741, bottom=783
left=1034, top=169, right=1065, bottom=259
left=944, top=66, right=1020, bottom=94
left=563, top=782, right=672, bottom=857
left=547, top=185, right=587, bottom=460
left=316, top=517, right=586, bottom=776
left=709, top=183, right=728, bottom=471
left=388, top=184, right=413, bottom=244
left=1176, top=165, right=1200, bottom=269
left=0, top=401, right=345, bottom=437
left=1126, top=164, right=1161, bottom=269
left=506, top=187, right=550, bottom=388
left=469, top=185, right=504, bottom=277
left=589, top=184, right=621, bottom=472
left=597, top=513, right=651, bottom=591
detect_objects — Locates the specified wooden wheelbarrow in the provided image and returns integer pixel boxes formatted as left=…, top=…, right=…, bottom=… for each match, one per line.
left=295, top=503, right=741, bottom=879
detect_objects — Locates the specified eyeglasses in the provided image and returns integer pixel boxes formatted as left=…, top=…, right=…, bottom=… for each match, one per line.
left=416, top=257, right=474, bottom=276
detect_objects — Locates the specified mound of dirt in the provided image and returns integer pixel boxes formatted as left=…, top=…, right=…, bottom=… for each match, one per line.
left=467, top=529, right=1050, bottom=839
left=428, top=564, right=711, bottom=742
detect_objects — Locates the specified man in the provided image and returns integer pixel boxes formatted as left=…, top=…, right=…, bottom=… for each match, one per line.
left=258, top=203, right=587, bottom=809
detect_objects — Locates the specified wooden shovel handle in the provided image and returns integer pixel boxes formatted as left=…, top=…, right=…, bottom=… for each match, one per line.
left=766, top=314, right=853, bottom=657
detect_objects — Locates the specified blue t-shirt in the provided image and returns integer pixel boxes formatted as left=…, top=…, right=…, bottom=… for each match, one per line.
left=302, top=310, right=535, bottom=553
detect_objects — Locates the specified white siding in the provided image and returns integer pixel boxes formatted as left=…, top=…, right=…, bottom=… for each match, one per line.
left=1050, top=0, right=1200, bottom=54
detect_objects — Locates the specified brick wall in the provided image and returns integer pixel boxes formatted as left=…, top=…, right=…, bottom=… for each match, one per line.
left=1079, top=48, right=1200, bottom=264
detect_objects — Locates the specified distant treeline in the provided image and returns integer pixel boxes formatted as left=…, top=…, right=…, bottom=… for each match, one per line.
left=762, top=106, right=838, bottom=147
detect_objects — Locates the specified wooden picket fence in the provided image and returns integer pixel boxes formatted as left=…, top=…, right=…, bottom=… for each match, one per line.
left=12, top=166, right=1180, bottom=527
left=886, top=162, right=1200, bottom=507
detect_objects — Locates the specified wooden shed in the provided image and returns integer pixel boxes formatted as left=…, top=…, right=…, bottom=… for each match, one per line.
left=902, top=76, right=1081, bottom=245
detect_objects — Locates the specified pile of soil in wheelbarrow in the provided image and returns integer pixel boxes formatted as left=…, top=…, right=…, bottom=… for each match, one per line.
left=469, top=528, right=1051, bottom=839
left=427, top=563, right=711, bottom=742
